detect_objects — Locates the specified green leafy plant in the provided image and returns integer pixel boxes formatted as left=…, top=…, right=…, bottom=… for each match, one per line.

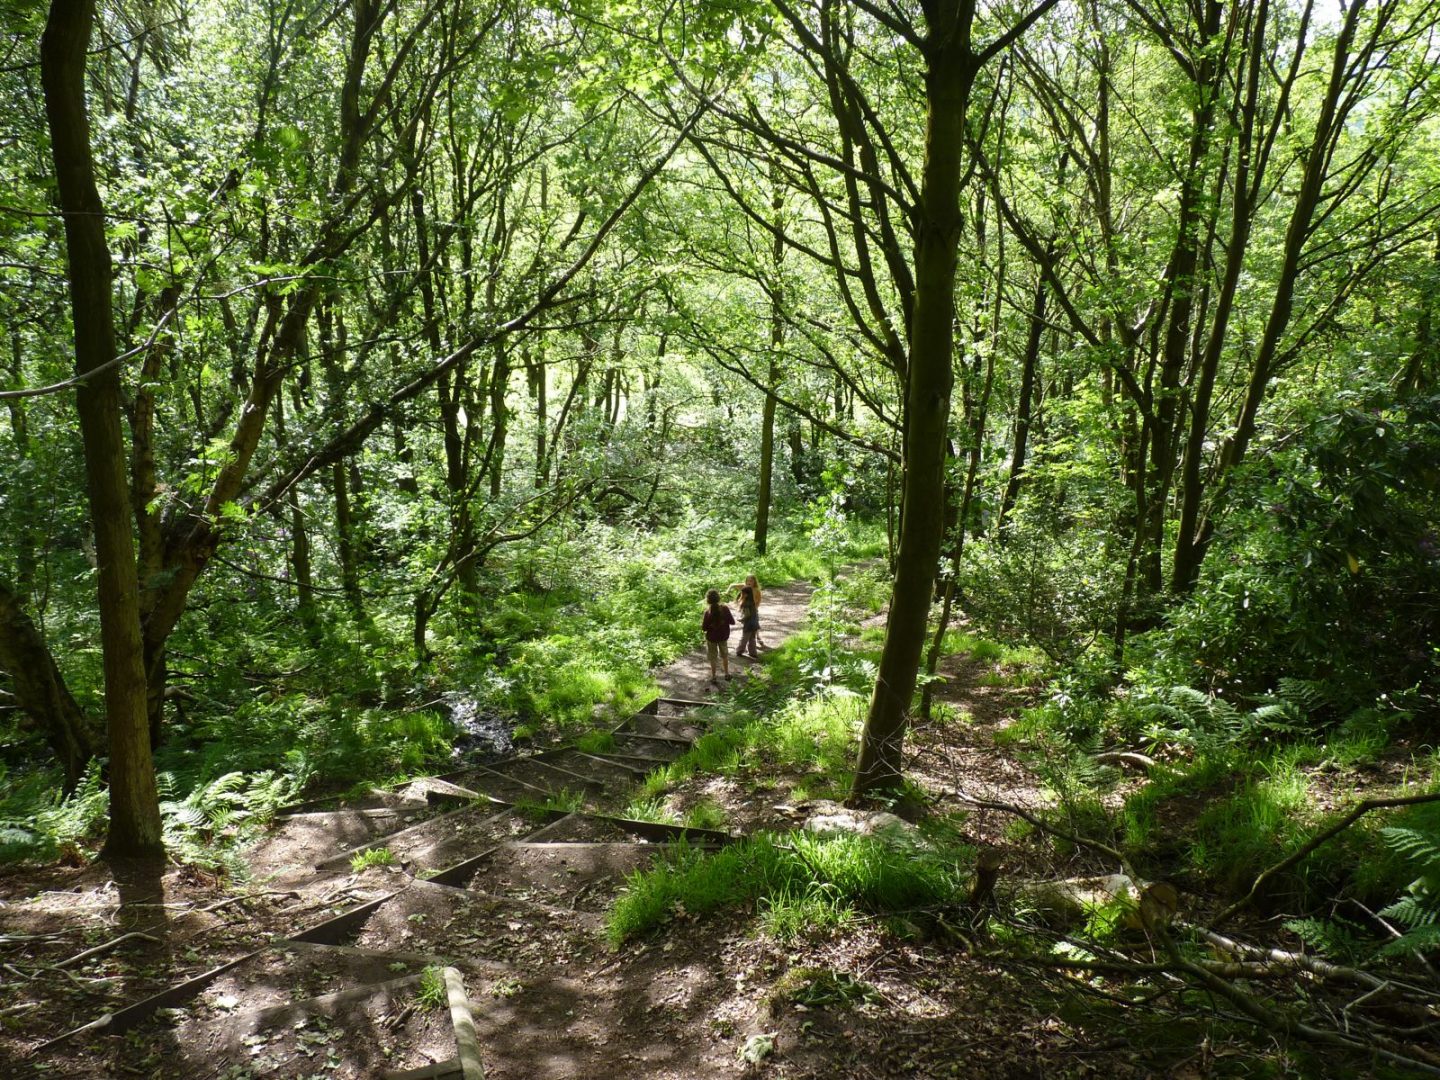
left=416, top=966, right=448, bottom=1011
left=350, top=847, right=398, bottom=872
left=1374, top=825, right=1440, bottom=956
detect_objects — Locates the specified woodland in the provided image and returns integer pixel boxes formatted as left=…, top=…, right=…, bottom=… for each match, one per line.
left=1, top=0, right=1439, bottom=1074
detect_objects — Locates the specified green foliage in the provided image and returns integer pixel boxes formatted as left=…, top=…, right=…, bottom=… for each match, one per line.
left=682, top=800, right=728, bottom=831
left=159, top=770, right=297, bottom=874
left=960, top=505, right=1126, bottom=664
left=1145, top=392, right=1440, bottom=712
left=1374, top=823, right=1440, bottom=955
left=513, top=788, right=585, bottom=821
left=350, top=847, right=398, bottom=872
left=605, top=831, right=969, bottom=946
left=635, top=685, right=863, bottom=805
left=0, top=762, right=109, bottom=864
left=622, top=796, right=679, bottom=824
left=768, top=967, right=878, bottom=1010
left=0, top=763, right=296, bottom=871
left=416, top=966, right=448, bottom=1011
left=573, top=731, right=617, bottom=755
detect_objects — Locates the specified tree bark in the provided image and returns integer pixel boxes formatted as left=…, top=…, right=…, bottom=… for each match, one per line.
left=998, top=270, right=1046, bottom=530
left=41, top=0, right=162, bottom=856
left=0, top=576, right=98, bottom=792
left=854, top=5, right=974, bottom=800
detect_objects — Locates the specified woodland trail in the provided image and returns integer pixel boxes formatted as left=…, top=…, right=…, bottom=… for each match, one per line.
left=29, top=581, right=817, bottom=1079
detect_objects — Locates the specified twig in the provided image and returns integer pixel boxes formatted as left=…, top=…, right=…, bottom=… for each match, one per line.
left=1094, top=751, right=1156, bottom=772
left=953, top=788, right=1136, bottom=880
left=1349, top=897, right=1440, bottom=980
left=52, top=931, right=162, bottom=970
left=1214, top=792, right=1440, bottom=926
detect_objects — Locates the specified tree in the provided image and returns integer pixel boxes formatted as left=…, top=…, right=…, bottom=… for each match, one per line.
left=40, top=0, right=162, bottom=856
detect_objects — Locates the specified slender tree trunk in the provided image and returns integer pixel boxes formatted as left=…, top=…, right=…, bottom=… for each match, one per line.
left=42, top=0, right=161, bottom=856
left=1189, top=0, right=1365, bottom=584
left=1172, top=0, right=1270, bottom=593
left=532, top=358, right=548, bottom=487
left=854, top=12, right=973, bottom=800
left=489, top=347, right=510, bottom=499
left=332, top=461, right=365, bottom=620
left=998, top=271, right=1046, bottom=530
left=756, top=364, right=779, bottom=555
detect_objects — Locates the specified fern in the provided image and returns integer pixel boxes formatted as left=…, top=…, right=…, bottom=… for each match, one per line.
left=1378, top=825, right=1440, bottom=871
left=1284, top=917, right=1366, bottom=963
left=1375, top=825, right=1440, bottom=943
left=158, top=770, right=301, bottom=876
left=1377, top=924, right=1440, bottom=958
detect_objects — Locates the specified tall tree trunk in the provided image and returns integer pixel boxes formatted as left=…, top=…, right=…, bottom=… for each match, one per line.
left=756, top=361, right=779, bottom=555
left=532, top=358, right=548, bottom=487
left=854, top=12, right=974, bottom=800
left=756, top=183, right=784, bottom=555
left=41, top=0, right=161, bottom=856
left=489, top=347, right=510, bottom=499
left=1172, top=0, right=1271, bottom=593
left=1184, top=0, right=1366, bottom=586
left=998, top=270, right=1046, bottom=530
left=332, top=461, right=365, bottom=620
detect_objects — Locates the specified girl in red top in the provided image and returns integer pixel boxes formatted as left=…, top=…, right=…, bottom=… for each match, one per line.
left=701, top=588, right=735, bottom=684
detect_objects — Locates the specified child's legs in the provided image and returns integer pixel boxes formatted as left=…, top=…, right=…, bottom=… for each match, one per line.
left=721, top=640, right=730, bottom=675
left=706, top=639, right=720, bottom=675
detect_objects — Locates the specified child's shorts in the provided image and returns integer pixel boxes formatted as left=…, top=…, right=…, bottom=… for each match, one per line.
left=706, top=639, right=727, bottom=663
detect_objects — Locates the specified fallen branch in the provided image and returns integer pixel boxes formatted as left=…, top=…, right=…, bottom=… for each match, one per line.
left=954, top=788, right=1136, bottom=880
left=1185, top=923, right=1439, bottom=1002
left=52, top=932, right=162, bottom=971
left=1147, top=901, right=1440, bottom=1076
left=1094, top=751, right=1156, bottom=772
left=1215, top=791, right=1440, bottom=927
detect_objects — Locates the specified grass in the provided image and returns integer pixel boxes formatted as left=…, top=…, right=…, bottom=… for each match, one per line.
left=416, top=965, right=448, bottom=1011
left=683, top=800, right=728, bottom=831
left=573, top=731, right=617, bottom=755
left=633, top=684, right=864, bottom=807
left=351, top=847, right=398, bottom=872
left=605, top=831, right=970, bottom=946
left=622, top=796, right=679, bottom=824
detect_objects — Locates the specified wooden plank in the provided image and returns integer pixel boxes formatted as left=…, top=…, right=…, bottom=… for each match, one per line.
left=445, top=966, right=486, bottom=1080
left=314, top=805, right=515, bottom=872
left=37, top=951, right=256, bottom=1048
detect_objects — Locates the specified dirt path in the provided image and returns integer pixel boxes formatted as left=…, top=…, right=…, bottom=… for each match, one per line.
left=656, top=580, right=814, bottom=700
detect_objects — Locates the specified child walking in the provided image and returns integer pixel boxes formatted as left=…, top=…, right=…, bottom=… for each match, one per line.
left=701, top=588, right=735, bottom=684
left=736, top=585, right=759, bottom=659
left=729, top=574, right=766, bottom=649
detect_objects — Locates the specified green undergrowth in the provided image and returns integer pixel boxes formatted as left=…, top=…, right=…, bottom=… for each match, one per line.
left=635, top=683, right=865, bottom=806
left=0, top=764, right=296, bottom=872
left=513, top=788, right=586, bottom=822
left=436, top=515, right=886, bottom=736
left=605, top=831, right=971, bottom=946
left=1009, top=680, right=1440, bottom=916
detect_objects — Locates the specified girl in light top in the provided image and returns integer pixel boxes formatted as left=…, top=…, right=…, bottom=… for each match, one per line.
left=736, top=585, right=759, bottom=659
left=730, top=574, right=764, bottom=649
